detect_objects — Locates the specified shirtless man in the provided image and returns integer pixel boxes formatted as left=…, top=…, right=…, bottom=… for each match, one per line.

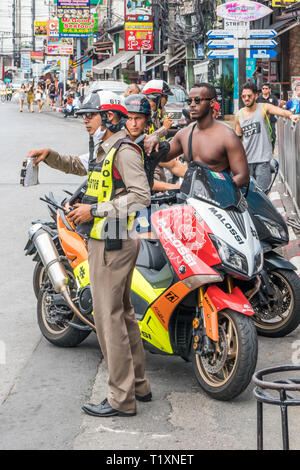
left=144, top=83, right=249, bottom=188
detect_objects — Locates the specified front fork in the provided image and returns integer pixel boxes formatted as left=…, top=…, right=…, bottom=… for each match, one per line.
left=192, top=276, right=234, bottom=356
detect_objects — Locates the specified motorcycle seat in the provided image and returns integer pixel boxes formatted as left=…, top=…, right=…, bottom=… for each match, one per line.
left=136, top=239, right=166, bottom=271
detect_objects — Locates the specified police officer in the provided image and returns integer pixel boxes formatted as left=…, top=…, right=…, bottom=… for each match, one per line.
left=27, top=90, right=152, bottom=417
left=142, top=79, right=174, bottom=139
left=124, top=93, right=186, bottom=192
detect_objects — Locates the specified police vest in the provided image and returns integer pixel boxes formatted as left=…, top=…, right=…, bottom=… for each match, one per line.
left=79, top=138, right=143, bottom=240
left=147, top=108, right=165, bottom=141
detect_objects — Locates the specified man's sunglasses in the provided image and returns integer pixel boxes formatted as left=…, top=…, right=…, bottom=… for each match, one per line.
left=185, top=97, right=213, bottom=105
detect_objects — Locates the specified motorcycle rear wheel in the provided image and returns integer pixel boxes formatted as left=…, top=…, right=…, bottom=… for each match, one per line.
left=252, top=269, right=300, bottom=337
left=37, top=267, right=91, bottom=347
left=33, top=261, right=45, bottom=299
left=192, top=309, right=257, bottom=401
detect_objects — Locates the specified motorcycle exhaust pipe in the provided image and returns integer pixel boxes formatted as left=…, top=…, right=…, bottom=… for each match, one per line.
left=29, top=224, right=96, bottom=331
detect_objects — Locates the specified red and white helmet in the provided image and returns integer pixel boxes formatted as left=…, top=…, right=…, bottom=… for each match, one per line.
left=142, top=79, right=173, bottom=97
left=77, top=90, right=128, bottom=117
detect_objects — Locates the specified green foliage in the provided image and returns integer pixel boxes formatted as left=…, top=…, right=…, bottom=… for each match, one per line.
left=214, top=73, right=234, bottom=98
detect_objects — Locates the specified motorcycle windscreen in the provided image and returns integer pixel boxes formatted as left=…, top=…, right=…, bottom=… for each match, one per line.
left=181, top=162, right=245, bottom=212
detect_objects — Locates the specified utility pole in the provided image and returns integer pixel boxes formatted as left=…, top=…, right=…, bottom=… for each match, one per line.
left=32, top=0, right=36, bottom=52
left=12, top=0, right=16, bottom=65
left=18, top=0, right=22, bottom=58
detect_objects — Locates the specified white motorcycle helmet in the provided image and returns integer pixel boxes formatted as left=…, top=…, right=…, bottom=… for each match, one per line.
left=76, top=90, right=128, bottom=132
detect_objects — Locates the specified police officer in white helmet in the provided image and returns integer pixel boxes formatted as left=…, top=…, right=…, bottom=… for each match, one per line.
left=27, top=90, right=152, bottom=417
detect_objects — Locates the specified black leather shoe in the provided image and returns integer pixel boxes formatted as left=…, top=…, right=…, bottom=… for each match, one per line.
left=82, top=398, right=136, bottom=417
left=135, top=392, right=152, bottom=402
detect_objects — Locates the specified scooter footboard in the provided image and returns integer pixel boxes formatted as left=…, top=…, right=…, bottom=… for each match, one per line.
left=202, top=286, right=254, bottom=342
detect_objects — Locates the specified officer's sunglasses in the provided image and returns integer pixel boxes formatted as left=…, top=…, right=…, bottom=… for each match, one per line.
left=186, top=97, right=213, bottom=105
left=82, top=112, right=97, bottom=120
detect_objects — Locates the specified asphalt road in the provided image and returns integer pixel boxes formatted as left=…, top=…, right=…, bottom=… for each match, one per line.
left=1, top=101, right=300, bottom=451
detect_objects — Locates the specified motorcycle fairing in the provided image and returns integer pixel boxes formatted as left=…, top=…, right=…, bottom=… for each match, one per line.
left=203, top=285, right=254, bottom=342
left=189, top=198, right=262, bottom=277
left=138, top=310, right=173, bottom=354
left=57, top=213, right=87, bottom=269
left=151, top=205, right=221, bottom=280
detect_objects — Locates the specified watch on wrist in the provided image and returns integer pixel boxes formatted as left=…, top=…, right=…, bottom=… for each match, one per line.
left=90, top=204, right=98, bottom=218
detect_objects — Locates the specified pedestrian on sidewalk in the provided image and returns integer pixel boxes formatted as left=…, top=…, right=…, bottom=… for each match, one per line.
left=49, top=81, right=56, bottom=106
left=26, top=84, right=35, bottom=113
left=235, top=82, right=299, bottom=192
left=256, top=82, right=278, bottom=152
left=35, top=84, right=44, bottom=113
left=18, top=84, right=26, bottom=112
left=27, top=90, right=152, bottom=417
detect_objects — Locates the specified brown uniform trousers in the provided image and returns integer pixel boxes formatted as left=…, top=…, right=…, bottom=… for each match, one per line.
left=88, top=238, right=151, bottom=414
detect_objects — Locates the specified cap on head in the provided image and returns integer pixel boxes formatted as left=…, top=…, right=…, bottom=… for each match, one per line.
left=142, top=79, right=173, bottom=98
left=125, top=94, right=151, bottom=115
left=76, top=90, right=128, bottom=117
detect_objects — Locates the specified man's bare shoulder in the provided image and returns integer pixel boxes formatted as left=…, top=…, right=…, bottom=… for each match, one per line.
left=174, top=124, right=194, bottom=141
left=214, top=119, right=236, bottom=136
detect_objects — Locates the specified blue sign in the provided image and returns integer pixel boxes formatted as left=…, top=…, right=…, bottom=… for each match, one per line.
left=207, top=50, right=236, bottom=59
left=249, top=39, right=277, bottom=49
left=249, top=29, right=277, bottom=39
left=196, top=44, right=205, bottom=58
left=207, top=40, right=235, bottom=49
left=250, top=49, right=278, bottom=59
left=207, top=30, right=235, bottom=39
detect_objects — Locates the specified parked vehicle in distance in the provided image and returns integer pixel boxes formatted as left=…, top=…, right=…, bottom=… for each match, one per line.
left=165, top=85, right=188, bottom=134
left=87, top=80, right=129, bottom=96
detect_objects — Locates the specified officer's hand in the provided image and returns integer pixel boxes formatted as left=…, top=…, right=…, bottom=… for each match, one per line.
left=163, top=115, right=173, bottom=130
left=144, top=134, right=159, bottom=155
left=67, top=203, right=93, bottom=224
left=27, top=148, right=51, bottom=167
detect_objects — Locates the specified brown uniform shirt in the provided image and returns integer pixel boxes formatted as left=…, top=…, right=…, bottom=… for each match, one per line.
left=45, top=129, right=151, bottom=219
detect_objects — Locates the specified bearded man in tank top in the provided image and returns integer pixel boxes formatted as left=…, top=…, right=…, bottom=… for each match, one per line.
left=235, top=82, right=299, bottom=192
left=144, top=83, right=250, bottom=188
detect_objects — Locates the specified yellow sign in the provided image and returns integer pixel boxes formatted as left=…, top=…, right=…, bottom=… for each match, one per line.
left=34, top=21, right=47, bottom=36
left=272, top=0, right=297, bottom=6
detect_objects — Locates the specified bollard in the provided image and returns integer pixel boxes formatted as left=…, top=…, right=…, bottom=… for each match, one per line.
left=253, top=364, right=300, bottom=450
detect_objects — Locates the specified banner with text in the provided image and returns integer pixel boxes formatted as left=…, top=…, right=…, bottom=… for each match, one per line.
left=57, top=0, right=90, bottom=18
left=125, top=22, right=153, bottom=51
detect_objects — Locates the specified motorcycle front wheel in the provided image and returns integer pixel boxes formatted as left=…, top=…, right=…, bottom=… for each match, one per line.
left=37, top=266, right=92, bottom=347
left=252, top=269, right=300, bottom=337
left=192, top=309, right=258, bottom=401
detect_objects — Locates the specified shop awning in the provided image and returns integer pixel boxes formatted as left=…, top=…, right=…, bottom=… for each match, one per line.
left=145, top=52, right=166, bottom=71
left=92, top=51, right=137, bottom=75
left=269, top=14, right=300, bottom=35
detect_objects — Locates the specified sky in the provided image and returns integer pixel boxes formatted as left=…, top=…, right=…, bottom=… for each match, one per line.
left=0, top=0, right=54, bottom=55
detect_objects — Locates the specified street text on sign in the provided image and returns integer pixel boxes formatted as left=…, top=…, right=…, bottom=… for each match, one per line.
left=249, top=29, right=277, bottom=39
left=248, top=39, right=277, bottom=49
left=207, top=30, right=235, bottom=39
left=207, top=40, right=235, bottom=49
left=207, top=49, right=238, bottom=59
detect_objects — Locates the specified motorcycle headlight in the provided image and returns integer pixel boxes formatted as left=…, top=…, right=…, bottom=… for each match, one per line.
left=257, top=216, right=288, bottom=241
left=209, top=235, right=248, bottom=274
left=254, top=251, right=264, bottom=274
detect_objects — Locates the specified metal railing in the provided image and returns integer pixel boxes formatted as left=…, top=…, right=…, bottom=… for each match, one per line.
left=277, top=117, right=300, bottom=217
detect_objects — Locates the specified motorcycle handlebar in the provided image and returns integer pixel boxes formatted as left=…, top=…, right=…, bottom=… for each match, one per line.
left=151, top=189, right=181, bottom=205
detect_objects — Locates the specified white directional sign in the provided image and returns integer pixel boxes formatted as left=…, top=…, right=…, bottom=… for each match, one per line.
left=207, top=49, right=238, bottom=59
left=249, top=29, right=277, bottom=39
left=248, top=39, right=277, bottom=49
left=207, top=30, right=235, bottom=39
left=207, top=39, right=235, bottom=49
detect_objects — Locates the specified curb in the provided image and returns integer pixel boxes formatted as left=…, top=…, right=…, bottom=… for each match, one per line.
left=269, top=179, right=300, bottom=275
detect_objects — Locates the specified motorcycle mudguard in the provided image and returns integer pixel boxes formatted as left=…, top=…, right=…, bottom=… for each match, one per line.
left=203, top=286, right=254, bottom=342
left=264, top=251, right=296, bottom=272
